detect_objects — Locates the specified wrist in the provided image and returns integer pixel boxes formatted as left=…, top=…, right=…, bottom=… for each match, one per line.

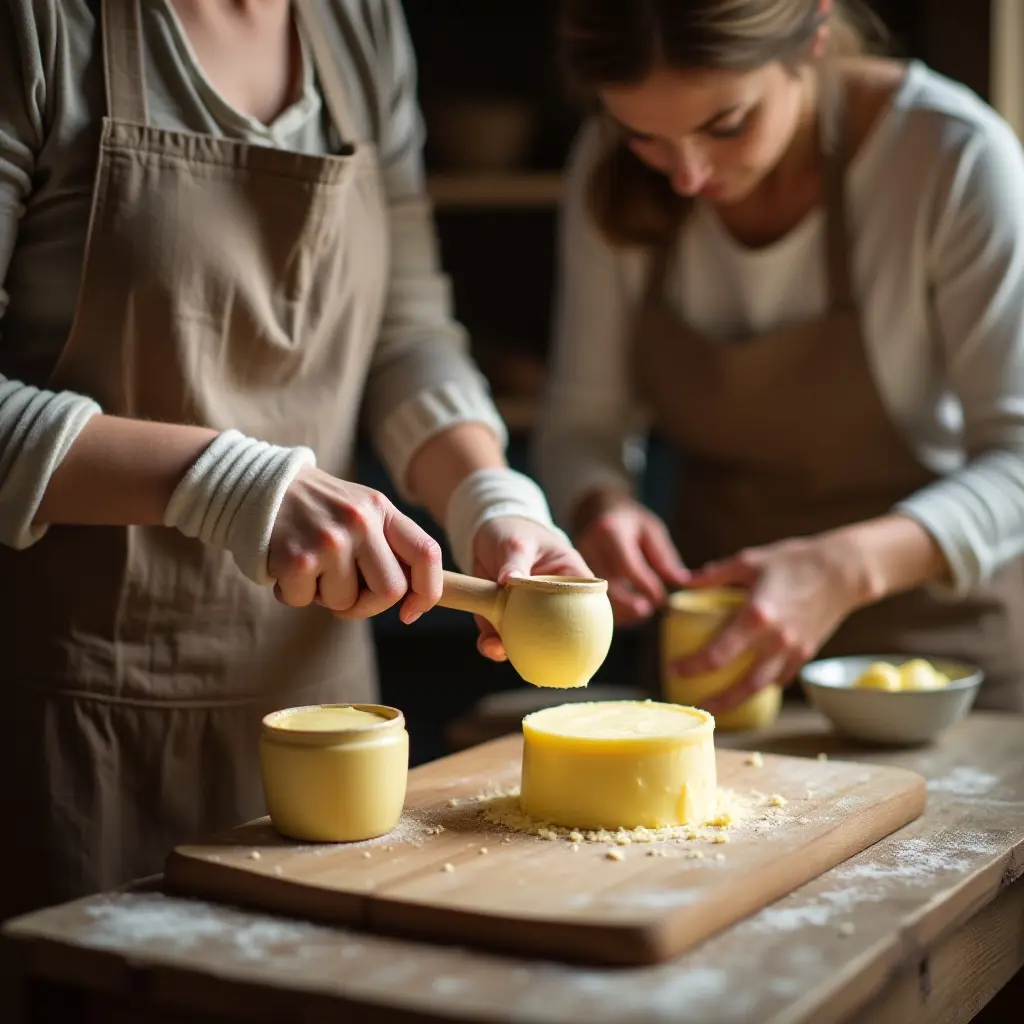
left=444, top=467, right=564, bottom=574
left=163, top=430, right=316, bottom=585
left=819, top=514, right=949, bottom=609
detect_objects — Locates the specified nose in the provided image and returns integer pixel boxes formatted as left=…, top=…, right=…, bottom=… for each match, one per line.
left=670, top=140, right=712, bottom=197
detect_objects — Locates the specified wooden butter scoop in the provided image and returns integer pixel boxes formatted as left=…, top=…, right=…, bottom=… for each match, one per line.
left=436, top=571, right=614, bottom=688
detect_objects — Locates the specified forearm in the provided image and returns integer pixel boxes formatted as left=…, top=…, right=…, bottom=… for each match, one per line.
left=822, top=513, right=950, bottom=609
left=35, top=414, right=218, bottom=527
left=405, top=422, right=505, bottom=525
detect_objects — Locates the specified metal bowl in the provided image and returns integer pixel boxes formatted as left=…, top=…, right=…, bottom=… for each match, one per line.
left=799, top=654, right=983, bottom=746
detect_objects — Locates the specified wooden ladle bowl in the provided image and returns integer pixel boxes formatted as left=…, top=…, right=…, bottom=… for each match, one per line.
left=437, top=571, right=614, bottom=689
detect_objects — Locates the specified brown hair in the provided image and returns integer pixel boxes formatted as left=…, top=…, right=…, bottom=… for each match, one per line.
left=559, top=0, right=886, bottom=247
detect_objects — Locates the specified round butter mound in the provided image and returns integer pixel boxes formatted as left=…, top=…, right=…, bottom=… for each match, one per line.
left=899, top=658, right=950, bottom=691
left=852, top=662, right=902, bottom=691
left=850, top=659, right=951, bottom=692
left=276, top=706, right=384, bottom=732
left=519, top=700, right=716, bottom=831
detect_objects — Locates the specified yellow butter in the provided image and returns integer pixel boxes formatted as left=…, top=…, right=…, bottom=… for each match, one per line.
left=275, top=706, right=385, bottom=731
left=260, top=704, right=408, bottom=842
left=661, top=589, right=782, bottom=731
left=851, top=658, right=950, bottom=692
left=852, top=662, right=902, bottom=691
left=519, top=700, right=716, bottom=831
left=899, top=658, right=950, bottom=690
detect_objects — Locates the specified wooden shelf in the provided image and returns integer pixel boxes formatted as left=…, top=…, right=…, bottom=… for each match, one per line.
left=427, top=172, right=563, bottom=209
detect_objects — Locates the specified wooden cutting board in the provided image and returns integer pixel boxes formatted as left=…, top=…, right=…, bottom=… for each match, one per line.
left=165, top=735, right=925, bottom=965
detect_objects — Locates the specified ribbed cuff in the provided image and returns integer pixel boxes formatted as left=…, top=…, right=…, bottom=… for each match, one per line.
left=373, top=381, right=509, bottom=503
left=444, top=467, right=568, bottom=574
left=164, top=429, right=316, bottom=585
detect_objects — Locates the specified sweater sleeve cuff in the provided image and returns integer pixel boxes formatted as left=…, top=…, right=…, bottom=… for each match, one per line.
left=892, top=495, right=982, bottom=600
left=372, top=381, right=509, bottom=503
left=0, top=384, right=101, bottom=550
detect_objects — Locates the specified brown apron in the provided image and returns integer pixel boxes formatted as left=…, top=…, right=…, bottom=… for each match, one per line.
left=634, top=74, right=1024, bottom=713
left=0, top=0, right=387, bottom=920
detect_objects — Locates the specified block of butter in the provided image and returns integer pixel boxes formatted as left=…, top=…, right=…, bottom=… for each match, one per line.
left=519, top=700, right=716, bottom=831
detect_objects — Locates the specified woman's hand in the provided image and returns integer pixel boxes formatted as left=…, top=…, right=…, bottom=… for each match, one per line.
left=269, top=466, right=442, bottom=623
left=471, top=517, right=592, bottom=661
left=574, top=491, right=689, bottom=623
left=670, top=533, right=873, bottom=713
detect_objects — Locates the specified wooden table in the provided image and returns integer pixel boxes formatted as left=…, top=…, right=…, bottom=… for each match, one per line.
left=3, top=708, right=1024, bottom=1024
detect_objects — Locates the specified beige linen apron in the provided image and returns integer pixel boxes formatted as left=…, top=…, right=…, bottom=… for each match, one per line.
left=634, top=74, right=1024, bottom=713
left=0, top=0, right=389, bottom=920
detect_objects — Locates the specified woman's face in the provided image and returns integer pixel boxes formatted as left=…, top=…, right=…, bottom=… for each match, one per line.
left=599, top=62, right=812, bottom=205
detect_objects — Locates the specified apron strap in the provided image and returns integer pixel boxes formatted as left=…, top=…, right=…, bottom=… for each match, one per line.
left=100, top=0, right=149, bottom=125
left=294, top=0, right=360, bottom=145
left=818, top=69, right=855, bottom=312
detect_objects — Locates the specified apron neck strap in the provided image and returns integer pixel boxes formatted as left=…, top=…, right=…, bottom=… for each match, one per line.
left=100, top=1, right=358, bottom=142
left=294, top=0, right=359, bottom=144
left=101, top=0, right=149, bottom=124
left=818, top=67, right=855, bottom=311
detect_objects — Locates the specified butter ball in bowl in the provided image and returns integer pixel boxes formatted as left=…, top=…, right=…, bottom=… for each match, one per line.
left=800, top=655, right=982, bottom=746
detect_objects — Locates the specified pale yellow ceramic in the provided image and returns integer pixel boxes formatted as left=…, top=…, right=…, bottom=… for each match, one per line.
left=259, top=703, right=408, bottom=842
left=519, top=700, right=717, bottom=830
left=437, top=571, right=614, bottom=689
left=661, top=588, right=782, bottom=732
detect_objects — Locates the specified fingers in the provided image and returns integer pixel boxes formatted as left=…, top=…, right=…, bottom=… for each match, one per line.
left=313, top=531, right=358, bottom=614
left=705, top=647, right=787, bottom=715
left=493, top=534, right=540, bottom=584
left=671, top=598, right=775, bottom=677
left=335, top=526, right=408, bottom=620
left=638, top=518, right=690, bottom=588
left=270, top=543, right=320, bottom=608
left=606, top=579, right=656, bottom=624
left=383, top=512, right=442, bottom=624
left=687, top=550, right=762, bottom=590
left=578, top=533, right=656, bottom=623
left=475, top=613, right=507, bottom=661
left=530, top=545, right=593, bottom=579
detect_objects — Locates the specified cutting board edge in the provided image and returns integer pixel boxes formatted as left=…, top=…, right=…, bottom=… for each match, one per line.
left=364, top=771, right=928, bottom=966
left=646, top=768, right=928, bottom=961
left=164, top=849, right=370, bottom=929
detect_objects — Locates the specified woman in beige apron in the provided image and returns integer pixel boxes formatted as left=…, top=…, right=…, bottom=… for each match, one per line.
left=537, top=0, right=1024, bottom=713
left=0, top=0, right=583, bottom=920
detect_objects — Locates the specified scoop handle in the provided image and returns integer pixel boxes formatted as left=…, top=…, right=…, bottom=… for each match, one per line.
left=436, top=570, right=505, bottom=626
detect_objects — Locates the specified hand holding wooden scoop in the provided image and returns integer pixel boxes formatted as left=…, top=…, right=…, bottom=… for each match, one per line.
left=437, top=571, right=614, bottom=688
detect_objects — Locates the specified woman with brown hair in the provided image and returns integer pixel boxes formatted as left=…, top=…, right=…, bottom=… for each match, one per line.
left=536, top=0, right=1024, bottom=713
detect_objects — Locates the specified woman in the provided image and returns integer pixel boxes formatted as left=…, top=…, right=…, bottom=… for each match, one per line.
left=0, top=0, right=585, bottom=920
left=537, top=0, right=1024, bottom=714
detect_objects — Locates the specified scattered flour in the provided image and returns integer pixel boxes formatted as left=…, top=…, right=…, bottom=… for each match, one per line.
left=749, top=830, right=1005, bottom=934
left=474, top=787, right=787, bottom=847
left=927, top=767, right=1000, bottom=798
left=79, top=894, right=328, bottom=960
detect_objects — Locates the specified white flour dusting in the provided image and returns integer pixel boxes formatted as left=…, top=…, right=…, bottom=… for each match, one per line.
left=927, top=767, right=1000, bottom=798
left=749, top=830, right=1005, bottom=935
left=79, top=894, right=331, bottom=960
left=549, top=966, right=741, bottom=1020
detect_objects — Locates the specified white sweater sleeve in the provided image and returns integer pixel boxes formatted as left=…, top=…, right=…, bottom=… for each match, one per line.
left=0, top=4, right=100, bottom=550
left=359, top=0, right=507, bottom=502
left=534, top=122, right=644, bottom=528
left=894, top=119, right=1024, bottom=595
